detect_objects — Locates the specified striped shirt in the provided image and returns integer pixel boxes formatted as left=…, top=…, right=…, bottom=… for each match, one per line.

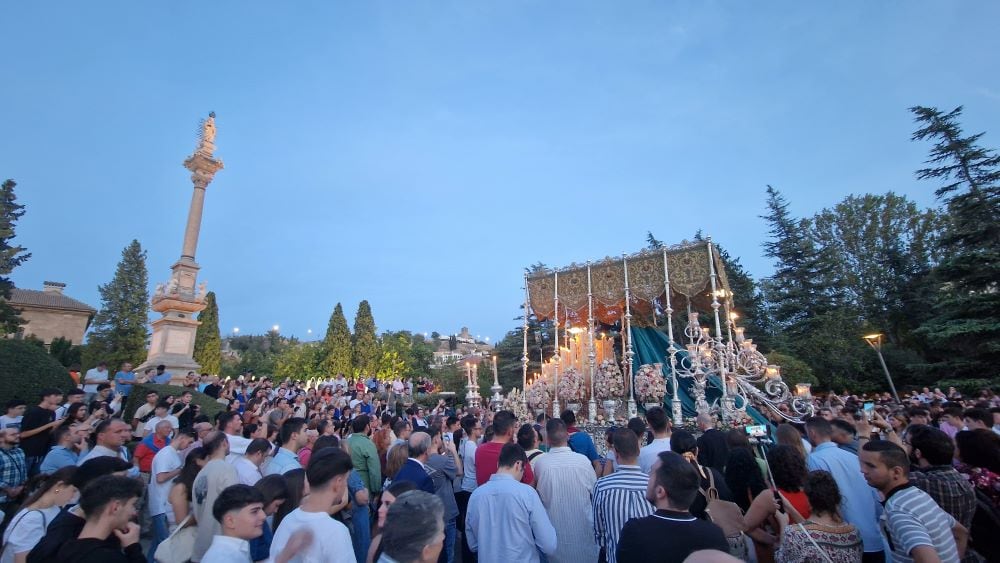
left=592, top=465, right=654, bottom=563
left=534, top=446, right=600, bottom=563
left=882, top=483, right=959, bottom=563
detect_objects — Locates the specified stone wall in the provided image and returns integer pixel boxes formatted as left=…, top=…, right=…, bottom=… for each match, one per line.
left=18, top=307, right=91, bottom=345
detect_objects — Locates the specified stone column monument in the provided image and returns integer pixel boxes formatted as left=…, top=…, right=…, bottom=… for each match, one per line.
left=140, top=113, right=224, bottom=382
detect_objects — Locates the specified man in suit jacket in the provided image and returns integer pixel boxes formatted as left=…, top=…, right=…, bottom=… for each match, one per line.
left=392, top=430, right=435, bottom=493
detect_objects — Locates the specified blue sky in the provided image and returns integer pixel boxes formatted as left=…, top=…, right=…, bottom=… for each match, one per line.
left=3, top=1, right=999, bottom=343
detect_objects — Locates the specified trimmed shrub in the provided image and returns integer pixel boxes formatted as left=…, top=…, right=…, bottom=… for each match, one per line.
left=122, top=382, right=225, bottom=422
left=0, top=339, right=76, bottom=405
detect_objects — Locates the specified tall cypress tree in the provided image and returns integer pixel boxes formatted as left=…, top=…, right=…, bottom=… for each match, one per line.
left=86, top=240, right=150, bottom=369
left=0, top=179, right=30, bottom=335
left=322, top=302, right=353, bottom=376
left=910, top=105, right=1000, bottom=378
left=352, top=300, right=379, bottom=378
left=193, top=291, right=222, bottom=374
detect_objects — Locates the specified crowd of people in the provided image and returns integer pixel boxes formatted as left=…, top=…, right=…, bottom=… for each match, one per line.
left=0, top=362, right=999, bottom=563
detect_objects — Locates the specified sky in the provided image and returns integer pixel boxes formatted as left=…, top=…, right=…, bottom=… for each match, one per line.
left=2, top=1, right=999, bottom=344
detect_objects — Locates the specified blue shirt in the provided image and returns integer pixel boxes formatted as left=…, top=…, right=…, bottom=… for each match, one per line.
left=152, top=371, right=172, bottom=385
left=466, top=473, right=558, bottom=563
left=807, top=441, right=883, bottom=552
left=39, top=446, right=79, bottom=474
left=263, top=447, right=302, bottom=476
left=114, top=370, right=136, bottom=396
left=568, top=429, right=600, bottom=462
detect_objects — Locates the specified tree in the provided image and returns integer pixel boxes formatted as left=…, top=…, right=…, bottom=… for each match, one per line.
left=909, top=105, right=1000, bottom=378
left=646, top=231, right=664, bottom=249
left=714, top=243, right=773, bottom=352
left=0, top=179, right=30, bottom=335
left=811, top=193, right=940, bottom=346
left=85, top=240, right=150, bottom=370
left=760, top=186, right=843, bottom=350
left=193, top=291, right=222, bottom=374
left=352, top=300, right=379, bottom=377
left=49, top=336, right=83, bottom=368
left=273, top=342, right=324, bottom=381
left=321, top=303, right=353, bottom=376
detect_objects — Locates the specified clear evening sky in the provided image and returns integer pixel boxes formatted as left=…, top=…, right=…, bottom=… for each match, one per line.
left=2, top=2, right=998, bottom=344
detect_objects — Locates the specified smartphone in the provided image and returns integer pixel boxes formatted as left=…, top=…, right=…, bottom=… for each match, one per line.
left=863, top=402, right=875, bottom=421
left=745, top=424, right=767, bottom=438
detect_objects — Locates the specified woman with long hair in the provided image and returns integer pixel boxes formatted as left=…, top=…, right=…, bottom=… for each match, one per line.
left=1, top=466, right=77, bottom=563
left=776, top=471, right=862, bottom=562
left=273, top=468, right=309, bottom=531
left=366, top=480, right=418, bottom=563
left=725, top=430, right=767, bottom=512
left=249, top=474, right=288, bottom=563
left=372, top=427, right=393, bottom=479
left=955, top=429, right=1000, bottom=559
left=776, top=423, right=809, bottom=460
left=670, top=430, right=734, bottom=519
left=384, top=443, right=409, bottom=486
left=168, top=447, right=207, bottom=525
left=766, top=445, right=810, bottom=519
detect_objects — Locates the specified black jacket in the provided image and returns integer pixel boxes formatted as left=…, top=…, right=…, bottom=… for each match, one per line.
left=56, top=537, right=144, bottom=563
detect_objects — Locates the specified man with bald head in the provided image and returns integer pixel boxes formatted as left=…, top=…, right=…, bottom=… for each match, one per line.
left=392, top=430, right=436, bottom=493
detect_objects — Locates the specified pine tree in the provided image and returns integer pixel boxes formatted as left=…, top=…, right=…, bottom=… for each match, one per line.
left=910, top=106, right=1000, bottom=378
left=193, top=291, right=222, bottom=374
left=86, top=240, right=150, bottom=369
left=321, top=302, right=353, bottom=376
left=0, top=179, right=30, bottom=334
left=352, top=300, right=379, bottom=378
left=761, top=186, right=842, bottom=338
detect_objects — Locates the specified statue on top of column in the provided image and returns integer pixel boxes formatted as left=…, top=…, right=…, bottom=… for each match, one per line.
left=197, top=111, right=217, bottom=154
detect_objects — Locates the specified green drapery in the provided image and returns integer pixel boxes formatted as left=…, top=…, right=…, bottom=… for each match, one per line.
left=629, top=326, right=771, bottom=427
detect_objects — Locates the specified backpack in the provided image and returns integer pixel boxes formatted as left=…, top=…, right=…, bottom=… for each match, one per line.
left=698, top=467, right=750, bottom=559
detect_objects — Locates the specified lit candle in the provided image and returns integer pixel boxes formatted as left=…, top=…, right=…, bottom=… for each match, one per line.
left=493, top=355, right=498, bottom=383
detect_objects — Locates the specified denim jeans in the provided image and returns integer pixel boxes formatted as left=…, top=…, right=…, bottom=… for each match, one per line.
left=439, top=516, right=457, bottom=563
left=351, top=506, right=370, bottom=563
left=147, top=513, right=170, bottom=563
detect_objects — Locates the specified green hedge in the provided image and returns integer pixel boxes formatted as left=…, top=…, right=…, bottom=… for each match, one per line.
left=0, top=339, right=76, bottom=406
left=122, top=383, right=226, bottom=422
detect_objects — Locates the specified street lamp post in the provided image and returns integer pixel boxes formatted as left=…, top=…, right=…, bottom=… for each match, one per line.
left=864, top=334, right=900, bottom=404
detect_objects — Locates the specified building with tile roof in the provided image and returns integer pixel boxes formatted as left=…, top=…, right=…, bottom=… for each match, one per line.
left=6, top=281, right=95, bottom=345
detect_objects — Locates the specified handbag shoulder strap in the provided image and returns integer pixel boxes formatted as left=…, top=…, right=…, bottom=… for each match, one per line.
left=165, top=514, right=194, bottom=541
left=1, top=509, right=45, bottom=558
left=797, top=523, right=835, bottom=563
left=698, top=466, right=720, bottom=501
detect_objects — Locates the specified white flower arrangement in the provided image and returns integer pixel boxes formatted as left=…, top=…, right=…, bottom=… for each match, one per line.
left=526, top=379, right=552, bottom=409
left=594, top=360, right=626, bottom=400
left=557, top=367, right=587, bottom=403
left=505, top=388, right=529, bottom=422
left=634, top=363, right=667, bottom=402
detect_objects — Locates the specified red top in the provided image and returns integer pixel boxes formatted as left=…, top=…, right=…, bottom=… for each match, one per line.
left=779, top=488, right=811, bottom=520
left=475, top=440, right=534, bottom=486
left=134, top=435, right=168, bottom=473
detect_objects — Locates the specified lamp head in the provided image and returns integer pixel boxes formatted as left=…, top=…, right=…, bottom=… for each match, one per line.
left=863, top=333, right=882, bottom=341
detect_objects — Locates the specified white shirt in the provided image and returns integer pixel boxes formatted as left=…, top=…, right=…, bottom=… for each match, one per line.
left=270, top=507, right=355, bottom=563
left=144, top=415, right=180, bottom=435
left=226, top=433, right=253, bottom=462
left=78, top=444, right=127, bottom=465
left=234, top=456, right=262, bottom=486
left=638, top=437, right=672, bottom=474
left=533, top=446, right=599, bottom=563
left=202, top=535, right=252, bottom=563
left=149, top=445, right=182, bottom=521
left=1, top=505, right=61, bottom=563
left=0, top=415, right=22, bottom=430
left=83, top=367, right=109, bottom=393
